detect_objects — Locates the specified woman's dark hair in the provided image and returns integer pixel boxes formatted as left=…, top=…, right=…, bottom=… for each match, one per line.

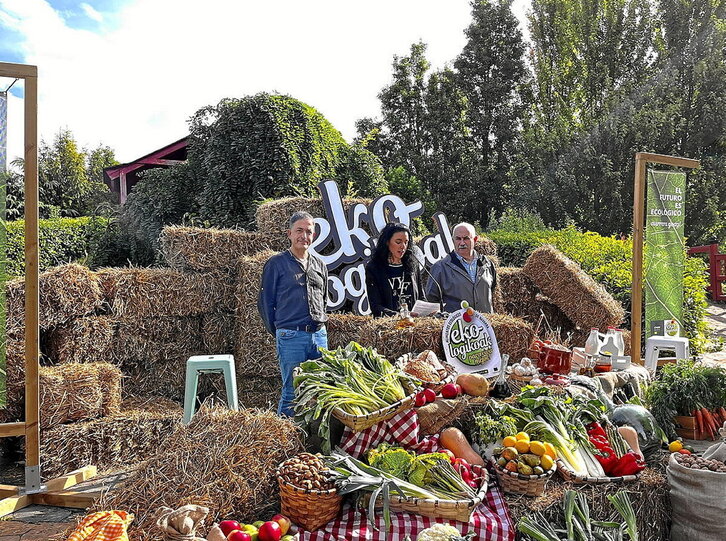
left=372, top=222, right=416, bottom=272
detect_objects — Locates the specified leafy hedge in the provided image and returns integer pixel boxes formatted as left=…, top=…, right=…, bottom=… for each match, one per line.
left=119, top=93, right=388, bottom=262
left=3, top=217, right=109, bottom=276
left=487, top=226, right=712, bottom=353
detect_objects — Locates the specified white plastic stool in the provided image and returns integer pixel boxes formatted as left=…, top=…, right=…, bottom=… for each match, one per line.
left=644, top=336, right=690, bottom=373
left=183, top=354, right=238, bottom=424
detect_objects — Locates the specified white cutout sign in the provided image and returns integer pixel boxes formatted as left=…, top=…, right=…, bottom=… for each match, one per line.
left=309, top=180, right=455, bottom=315
left=441, top=309, right=502, bottom=376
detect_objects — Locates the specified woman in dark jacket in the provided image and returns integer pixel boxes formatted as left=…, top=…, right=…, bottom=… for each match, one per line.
left=365, top=222, right=425, bottom=317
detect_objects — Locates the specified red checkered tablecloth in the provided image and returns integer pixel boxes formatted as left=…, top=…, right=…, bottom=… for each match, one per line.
left=298, top=409, right=515, bottom=541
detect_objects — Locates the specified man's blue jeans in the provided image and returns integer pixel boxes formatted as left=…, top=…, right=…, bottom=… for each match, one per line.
left=275, top=326, right=328, bottom=417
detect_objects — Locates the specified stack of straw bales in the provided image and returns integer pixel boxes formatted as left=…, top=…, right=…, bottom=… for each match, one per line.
left=39, top=363, right=121, bottom=429
left=522, top=245, right=625, bottom=330
left=98, top=407, right=303, bottom=541
left=41, top=397, right=182, bottom=480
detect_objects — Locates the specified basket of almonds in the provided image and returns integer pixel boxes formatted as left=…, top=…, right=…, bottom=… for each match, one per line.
left=276, top=453, right=342, bottom=531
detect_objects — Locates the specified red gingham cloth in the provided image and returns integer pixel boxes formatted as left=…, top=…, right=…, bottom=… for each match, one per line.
left=338, top=410, right=441, bottom=458
left=298, top=409, right=515, bottom=541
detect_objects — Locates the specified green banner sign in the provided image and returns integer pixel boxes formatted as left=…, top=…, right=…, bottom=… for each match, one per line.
left=645, top=170, right=686, bottom=338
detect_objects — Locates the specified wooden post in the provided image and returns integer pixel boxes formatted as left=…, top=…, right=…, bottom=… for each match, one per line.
left=631, top=152, right=700, bottom=365
left=0, top=61, right=102, bottom=517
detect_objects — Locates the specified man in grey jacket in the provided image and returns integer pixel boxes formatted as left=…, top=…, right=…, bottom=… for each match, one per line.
left=425, top=222, right=497, bottom=313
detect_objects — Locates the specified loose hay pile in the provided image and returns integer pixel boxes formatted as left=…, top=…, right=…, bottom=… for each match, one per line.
left=40, top=397, right=182, bottom=480
left=99, top=407, right=303, bottom=541
left=523, top=245, right=625, bottom=330
left=160, top=226, right=286, bottom=273
left=505, top=462, right=670, bottom=540
left=39, top=363, right=122, bottom=429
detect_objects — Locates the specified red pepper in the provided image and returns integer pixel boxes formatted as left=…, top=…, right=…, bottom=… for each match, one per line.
left=586, top=422, right=609, bottom=440
left=610, top=451, right=645, bottom=476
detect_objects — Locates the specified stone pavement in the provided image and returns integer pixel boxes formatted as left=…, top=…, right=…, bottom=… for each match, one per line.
left=700, top=301, right=726, bottom=366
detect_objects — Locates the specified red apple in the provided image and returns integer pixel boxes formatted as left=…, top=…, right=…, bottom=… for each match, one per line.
left=423, top=388, right=437, bottom=403
left=454, top=384, right=463, bottom=396
left=220, top=521, right=242, bottom=537
left=440, top=383, right=459, bottom=399
left=258, top=521, right=282, bottom=541
left=271, top=515, right=291, bottom=536
left=414, top=391, right=427, bottom=407
left=228, top=531, right=252, bottom=541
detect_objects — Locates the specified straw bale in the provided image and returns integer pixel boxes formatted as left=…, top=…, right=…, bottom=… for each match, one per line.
left=255, top=196, right=371, bottom=232
left=523, top=245, right=625, bottom=330
left=39, top=363, right=122, bottom=429
left=326, top=313, right=372, bottom=349
left=6, top=264, right=103, bottom=334
left=475, top=236, right=498, bottom=257
left=359, top=317, right=446, bottom=360
left=40, top=397, right=182, bottom=481
left=237, top=377, right=282, bottom=410
left=234, top=251, right=279, bottom=378
left=505, top=460, right=670, bottom=541
left=202, top=311, right=238, bottom=354
left=98, top=406, right=304, bottom=541
left=488, top=313, right=536, bottom=362
left=496, top=267, right=575, bottom=338
left=160, top=226, right=286, bottom=273
left=0, top=337, right=25, bottom=423
left=98, top=268, right=236, bottom=319
left=45, top=316, right=117, bottom=365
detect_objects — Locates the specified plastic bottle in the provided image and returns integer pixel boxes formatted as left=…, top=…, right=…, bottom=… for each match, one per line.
left=613, top=328, right=625, bottom=356
left=600, top=328, right=619, bottom=356
left=584, top=328, right=602, bottom=357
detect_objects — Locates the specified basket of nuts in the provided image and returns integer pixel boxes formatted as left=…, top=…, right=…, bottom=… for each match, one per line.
left=276, top=453, right=342, bottom=531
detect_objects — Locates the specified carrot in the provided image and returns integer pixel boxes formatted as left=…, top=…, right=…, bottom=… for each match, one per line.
left=702, top=408, right=715, bottom=439
left=694, top=409, right=704, bottom=438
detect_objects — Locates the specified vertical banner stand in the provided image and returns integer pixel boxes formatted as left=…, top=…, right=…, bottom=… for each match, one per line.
left=0, top=61, right=99, bottom=518
left=631, top=152, right=699, bottom=364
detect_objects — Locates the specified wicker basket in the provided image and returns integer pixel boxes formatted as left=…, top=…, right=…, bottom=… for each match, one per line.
left=556, top=459, right=640, bottom=484
left=507, top=373, right=534, bottom=393
left=368, top=464, right=489, bottom=522
left=397, top=353, right=457, bottom=393
left=331, top=392, right=416, bottom=431
left=493, top=459, right=556, bottom=497
left=277, top=468, right=342, bottom=531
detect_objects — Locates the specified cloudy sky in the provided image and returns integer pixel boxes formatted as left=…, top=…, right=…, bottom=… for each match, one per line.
left=1, top=0, right=528, bottom=164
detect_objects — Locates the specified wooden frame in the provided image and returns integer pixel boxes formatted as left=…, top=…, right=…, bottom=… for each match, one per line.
left=631, top=152, right=700, bottom=364
left=0, top=61, right=100, bottom=517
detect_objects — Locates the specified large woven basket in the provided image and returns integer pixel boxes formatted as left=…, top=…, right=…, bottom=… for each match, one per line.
left=556, top=459, right=641, bottom=484
left=368, top=464, right=489, bottom=522
left=507, top=373, right=534, bottom=393
left=277, top=469, right=342, bottom=531
left=331, top=392, right=416, bottom=431
left=493, top=459, right=556, bottom=497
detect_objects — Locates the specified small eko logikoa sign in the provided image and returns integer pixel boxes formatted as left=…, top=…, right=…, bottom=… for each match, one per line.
left=441, top=307, right=501, bottom=376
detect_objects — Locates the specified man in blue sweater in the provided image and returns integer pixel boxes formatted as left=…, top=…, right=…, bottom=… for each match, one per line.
left=258, top=211, right=329, bottom=416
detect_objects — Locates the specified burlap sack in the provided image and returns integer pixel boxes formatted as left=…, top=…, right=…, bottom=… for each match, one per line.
left=155, top=505, right=209, bottom=541
left=667, top=453, right=726, bottom=541
left=417, top=397, right=469, bottom=435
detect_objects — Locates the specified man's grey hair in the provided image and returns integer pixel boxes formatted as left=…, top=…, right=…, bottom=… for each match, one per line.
left=452, top=222, right=476, bottom=237
left=289, top=211, right=315, bottom=229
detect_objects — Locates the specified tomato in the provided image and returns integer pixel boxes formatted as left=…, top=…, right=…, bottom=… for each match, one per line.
left=677, top=449, right=692, bottom=455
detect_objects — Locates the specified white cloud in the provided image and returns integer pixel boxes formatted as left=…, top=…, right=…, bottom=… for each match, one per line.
left=1, top=0, right=531, bottom=164
left=80, top=3, right=103, bottom=23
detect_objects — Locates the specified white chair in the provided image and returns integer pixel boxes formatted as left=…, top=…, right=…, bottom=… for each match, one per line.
left=644, top=336, right=690, bottom=373
left=183, top=354, right=238, bottom=424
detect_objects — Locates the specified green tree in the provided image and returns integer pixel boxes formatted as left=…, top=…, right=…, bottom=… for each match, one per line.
left=37, top=129, right=115, bottom=217
left=453, top=0, right=530, bottom=225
